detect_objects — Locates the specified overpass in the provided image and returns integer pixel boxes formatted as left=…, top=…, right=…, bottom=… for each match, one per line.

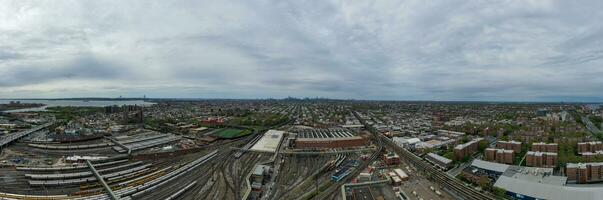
left=0, top=121, right=54, bottom=148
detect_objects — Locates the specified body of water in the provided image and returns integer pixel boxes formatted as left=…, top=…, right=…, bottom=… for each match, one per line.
left=0, top=99, right=155, bottom=113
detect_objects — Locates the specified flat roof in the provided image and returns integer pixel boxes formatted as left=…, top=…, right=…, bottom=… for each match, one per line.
left=393, top=137, right=421, bottom=144
left=503, top=165, right=561, bottom=185
left=252, top=164, right=270, bottom=175
left=498, top=140, right=521, bottom=144
left=494, top=175, right=603, bottom=200
left=296, top=136, right=363, bottom=142
left=567, top=162, right=603, bottom=168
left=454, top=138, right=483, bottom=149
left=527, top=151, right=557, bottom=156
left=296, top=128, right=356, bottom=139
left=426, top=153, right=452, bottom=164
left=437, top=130, right=466, bottom=135
left=470, top=159, right=509, bottom=173
left=250, top=130, right=285, bottom=153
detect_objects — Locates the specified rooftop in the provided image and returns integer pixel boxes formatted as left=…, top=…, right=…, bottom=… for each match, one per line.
left=296, top=128, right=356, bottom=139
left=470, top=159, right=509, bottom=173
left=426, top=153, right=452, bottom=164
left=250, top=130, right=285, bottom=153
left=494, top=172, right=603, bottom=200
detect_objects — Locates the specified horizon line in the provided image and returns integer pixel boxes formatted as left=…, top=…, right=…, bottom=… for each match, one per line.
left=1, top=97, right=602, bottom=104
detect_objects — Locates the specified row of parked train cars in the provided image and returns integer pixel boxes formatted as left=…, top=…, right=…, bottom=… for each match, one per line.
left=0, top=150, right=217, bottom=200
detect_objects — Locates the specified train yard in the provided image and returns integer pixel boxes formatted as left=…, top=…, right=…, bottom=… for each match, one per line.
left=0, top=111, right=292, bottom=200
left=0, top=100, right=516, bottom=200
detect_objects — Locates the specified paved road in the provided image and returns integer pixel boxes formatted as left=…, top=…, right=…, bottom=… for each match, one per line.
left=0, top=121, right=54, bottom=148
left=447, top=161, right=470, bottom=177
left=352, top=187, right=374, bottom=200
left=582, top=116, right=602, bottom=134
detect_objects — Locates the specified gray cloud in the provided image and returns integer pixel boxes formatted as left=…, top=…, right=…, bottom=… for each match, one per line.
left=0, top=55, right=130, bottom=87
left=0, top=0, right=602, bottom=101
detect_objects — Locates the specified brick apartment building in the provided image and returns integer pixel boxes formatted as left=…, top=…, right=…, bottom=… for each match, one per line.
left=577, top=141, right=603, bottom=154
left=581, top=151, right=603, bottom=162
left=454, top=138, right=483, bottom=160
left=496, top=140, right=522, bottom=152
left=531, top=142, right=558, bottom=153
left=485, top=148, right=514, bottom=164
left=525, top=151, right=557, bottom=168
left=566, top=162, right=603, bottom=183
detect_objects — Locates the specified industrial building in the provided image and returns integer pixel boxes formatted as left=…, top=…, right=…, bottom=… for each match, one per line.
left=425, top=153, right=453, bottom=169
left=392, top=137, right=420, bottom=148
left=458, top=159, right=603, bottom=200
left=465, top=159, right=509, bottom=179
left=250, top=130, right=285, bottom=153
left=393, top=168, right=409, bottom=181
left=492, top=162, right=603, bottom=200
left=250, top=164, right=271, bottom=191
left=382, top=152, right=401, bottom=165
left=293, top=128, right=368, bottom=149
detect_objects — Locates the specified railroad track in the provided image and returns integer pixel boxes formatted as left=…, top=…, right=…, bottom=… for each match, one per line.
left=352, top=110, right=500, bottom=200
left=380, top=134, right=499, bottom=200
left=174, top=148, right=234, bottom=200
left=311, top=140, right=382, bottom=200
left=155, top=122, right=294, bottom=200
left=131, top=134, right=257, bottom=199
left=172, top=138, right=254, bottom=200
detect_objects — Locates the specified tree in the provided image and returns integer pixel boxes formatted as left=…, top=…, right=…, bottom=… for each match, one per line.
left=478, top=176, right=490, bottom=189
left=478, top=140, right=489, bottom=152
left=492, top=186, right=507, bottom=198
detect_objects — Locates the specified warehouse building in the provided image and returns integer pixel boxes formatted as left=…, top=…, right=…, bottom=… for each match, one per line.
left=293, top=128, right=368, bottom=149
left=392, top=137, right=420, bottom=148
left=425, top=153, right=453, bottom=169
left=250, top=130, right=285, bottom=153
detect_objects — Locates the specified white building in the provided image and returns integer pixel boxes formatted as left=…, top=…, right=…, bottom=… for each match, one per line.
left=393, top=137, right=421, bottom=148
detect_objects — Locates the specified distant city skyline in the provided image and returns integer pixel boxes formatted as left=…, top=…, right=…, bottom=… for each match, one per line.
left=1, top=1, right=602, bottom=102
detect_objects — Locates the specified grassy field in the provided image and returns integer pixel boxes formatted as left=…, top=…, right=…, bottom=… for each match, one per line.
left=213, top=128, right=251, bottom=138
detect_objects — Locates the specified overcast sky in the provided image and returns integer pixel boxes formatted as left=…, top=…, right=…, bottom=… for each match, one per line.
left=1, top=0, right=602, bottom=101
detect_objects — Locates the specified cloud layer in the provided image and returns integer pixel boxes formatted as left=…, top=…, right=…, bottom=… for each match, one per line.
left=1, top=0, right=602, bottom=101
